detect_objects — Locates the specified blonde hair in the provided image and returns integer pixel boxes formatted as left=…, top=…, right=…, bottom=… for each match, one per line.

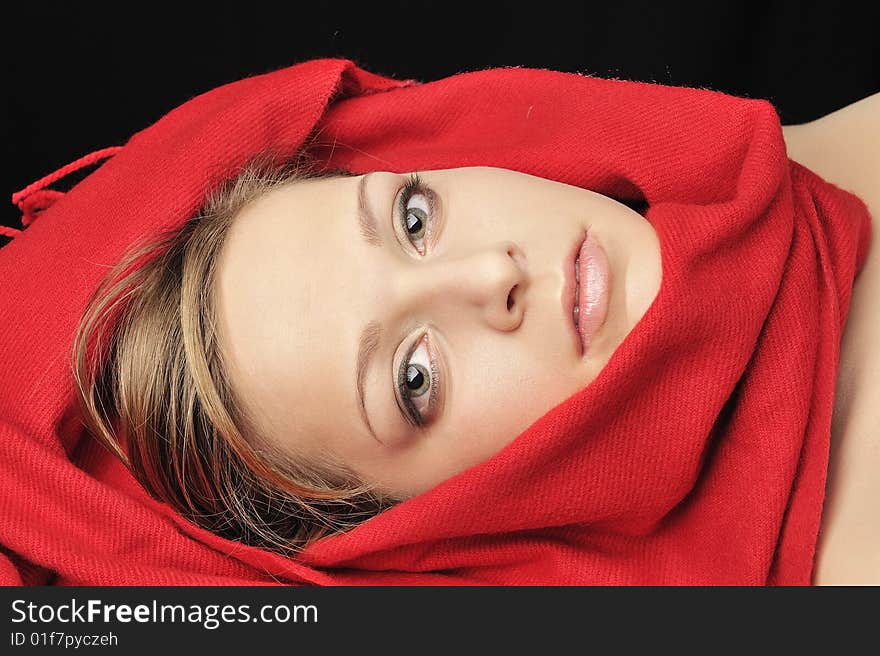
left=72, top=147, right=399, bottom=556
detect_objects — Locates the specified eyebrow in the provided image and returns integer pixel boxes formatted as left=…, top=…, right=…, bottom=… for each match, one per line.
left=355, top=173, right=383, bottom=444
left=356, top=320, right=383, bottom=444
left=358, top=172, right=382, bottom=247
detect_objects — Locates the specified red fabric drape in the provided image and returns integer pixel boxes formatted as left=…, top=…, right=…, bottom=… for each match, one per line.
left=1, top=58, right=871, bottom=585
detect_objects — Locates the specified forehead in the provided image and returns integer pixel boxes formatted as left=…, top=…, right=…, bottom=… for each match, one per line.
left=213, top=176, right=354, bottom=452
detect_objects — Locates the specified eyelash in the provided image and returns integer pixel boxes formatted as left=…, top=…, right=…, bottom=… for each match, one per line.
left=394, top=173, right=441, bottom=428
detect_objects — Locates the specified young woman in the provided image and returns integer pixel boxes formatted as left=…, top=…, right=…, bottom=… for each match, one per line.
left=72, top=153, right=664, bottom=554
left=5, top=59, right=872, bottom=585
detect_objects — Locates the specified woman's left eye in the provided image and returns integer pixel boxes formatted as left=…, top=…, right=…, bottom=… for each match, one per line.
left=397, top=173, right=433, bottom=256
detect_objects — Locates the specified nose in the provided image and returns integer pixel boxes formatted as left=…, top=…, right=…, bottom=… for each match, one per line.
left=392, top=241, right=528, bottom=331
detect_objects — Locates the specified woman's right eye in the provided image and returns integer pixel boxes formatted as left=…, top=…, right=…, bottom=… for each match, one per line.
left=396, top=332, right=440, bottom=428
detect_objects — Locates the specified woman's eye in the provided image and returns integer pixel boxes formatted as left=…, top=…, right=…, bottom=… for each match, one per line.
left=405, top=204, right=428, bottom=241
left=397, top=333, right=439, bottom=428
left=404, top=362, right=430, bottom=398
left=397, top=173, right=433, bottom=255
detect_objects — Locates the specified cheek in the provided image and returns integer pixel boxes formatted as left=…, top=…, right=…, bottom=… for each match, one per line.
left=457, top=345, right=583, bottom=450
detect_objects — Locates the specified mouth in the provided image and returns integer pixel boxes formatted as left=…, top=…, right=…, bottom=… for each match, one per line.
left=563, top=229, right=610, bottom=359
left=564, top=232, right=587, bottom=357
left=574, top=254, right=581, bottom=326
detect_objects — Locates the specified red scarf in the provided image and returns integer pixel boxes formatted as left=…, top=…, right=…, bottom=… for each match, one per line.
left=1, top=59, right=871, bottom=585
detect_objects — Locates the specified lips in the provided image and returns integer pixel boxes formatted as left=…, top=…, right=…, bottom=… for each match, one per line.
left=563, top=230, right=610, bottom=358
left=564, top=232, right=587, bottom=356
left=574, top=252, right=581, bottom=326
left=576, top=232, right=610, bottom=354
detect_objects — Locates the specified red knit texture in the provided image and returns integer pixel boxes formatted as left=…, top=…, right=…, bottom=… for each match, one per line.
left=0, top=59, right=872, bottom=585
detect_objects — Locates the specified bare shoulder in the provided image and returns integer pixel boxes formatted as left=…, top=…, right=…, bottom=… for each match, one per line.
left=781, top=92, right=879, bottom=222
left=783, top=93, right=880, bottom=585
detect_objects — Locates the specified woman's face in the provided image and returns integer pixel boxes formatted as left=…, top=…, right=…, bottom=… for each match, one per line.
left=215, top=166, right=662, bottom=498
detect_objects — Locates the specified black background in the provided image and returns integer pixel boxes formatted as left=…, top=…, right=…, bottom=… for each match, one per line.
left=6, top=0, right=878, bottom=233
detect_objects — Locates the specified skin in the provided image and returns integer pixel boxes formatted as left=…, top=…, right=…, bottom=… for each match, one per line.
left=214, top=166, right=662, bottom=498
left=782, top=92, right=880, bottom=585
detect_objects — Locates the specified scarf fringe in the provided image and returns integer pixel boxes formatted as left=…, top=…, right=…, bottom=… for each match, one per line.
left=5, top=146, right=122, bottom=238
